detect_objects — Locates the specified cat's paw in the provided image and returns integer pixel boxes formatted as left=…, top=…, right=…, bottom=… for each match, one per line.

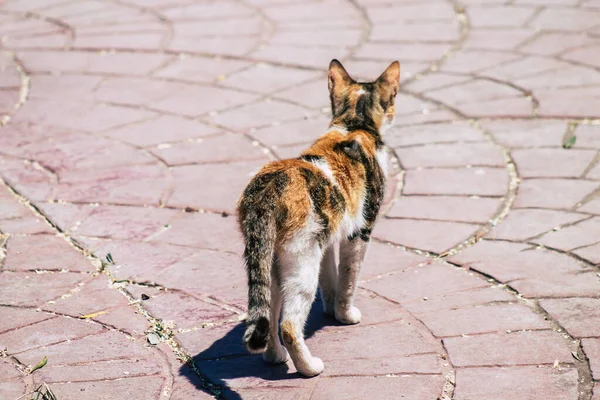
left=297, top=357, right=324, bottom=378
left=335, top=306, right=362, bottom=325
left=263, top=345, right=289, bottom=364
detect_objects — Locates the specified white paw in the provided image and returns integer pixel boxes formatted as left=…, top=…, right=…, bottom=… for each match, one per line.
left=297, top=357, right=324, bottom=377
left=335, top=306, right=362, bottom=325
left=263, top=346, right=289, bottom=364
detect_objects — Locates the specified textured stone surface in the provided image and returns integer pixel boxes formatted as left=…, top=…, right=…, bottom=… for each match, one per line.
left=0, top=0, right=598, bottom=398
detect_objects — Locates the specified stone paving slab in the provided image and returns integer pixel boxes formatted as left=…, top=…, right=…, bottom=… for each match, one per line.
left=0, top=0, right=599, bottom=399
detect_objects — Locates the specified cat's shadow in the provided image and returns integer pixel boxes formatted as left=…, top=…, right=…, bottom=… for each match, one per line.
left=179, top=295, right=342, bottom=399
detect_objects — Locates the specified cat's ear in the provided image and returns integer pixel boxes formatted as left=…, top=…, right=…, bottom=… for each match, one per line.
left=376, top=61, right=400, bottom=99
left=328, top=59, right=353, bottom=114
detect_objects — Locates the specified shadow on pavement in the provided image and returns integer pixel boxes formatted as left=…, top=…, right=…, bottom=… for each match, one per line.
left=180, top=295, right=342, bottom=399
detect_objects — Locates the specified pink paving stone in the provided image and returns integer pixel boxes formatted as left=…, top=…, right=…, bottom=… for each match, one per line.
left=464, top=28, right=536, bottom=50
left=43, top=275, right=130, bottom=317
left=0, top=216, right=55, bottom=235
left=84, top=239, right=196, bottom=281
left=0, top=189, right=30, bottom=220
left=563, top=44, right=600, bottom=69
left=482, top=56, right=568, bottom=81
left=520, top=65, right=600, bottom=92
left=73, top=32, right=165, bottom=50
left=143, top=291, right=237, bottom=329
left=354, top=42, right=450, bottom=62
left=531, top=7, right=600, bottom=31
left=153, top=250, right=246, bottom=297
left=261, top=0, right=359, bottom=20
left=385, top=122, right=486, bottom=147
left=358, top=241, right=428, bottom=279
left=16, top=329, right=152, bottom=367
left=451, top=239, right=600, bottom=297
left=583, top=338, right=600, bottom=380
left=366, top=1, right=454, bottom=22
left=343, top=59, right=431, bottom=83
left=580, top=197, right=600, bottom=214
left=170, top=36, right=258, bottom=57
left=54, top=165, right=169, bottom=206
left=520, top=32, right=600, bottom=56
left=308, top=320, right=438, bottom=361
left=485, top=209, right=587, bottom=241
left=362, top=263, right=488, bottom=304
left=418, top=303, right=548, bottom=337
left=275, top=79, right=329, bottom=110
left=154, top=55, right=250, bottom=84
left=167, top=161, right=265, bottom=213
left=324, top=353, right=441, bottom=376
left=403, top=167, right=509, bottom=196
left=371, top=22, right=458, bottom=42
left=514, top=179, right=599, bottom=209
left=152, top=85, right=260, bottom=118
left=456, top=96, right=534, bottom=118
left=37, top=357, right=163, bottom=383
left=251, top=114, right=331, bottom=147
left=104, top=115, right=219, bottom=147
left=404, top=73, right=471, bottom=93
left=482, top=119, right=566, bottom=147
left=152, top=133, right=269, bottom=165
left=0, top=271, right=89, bottom=307
left=0, top=380, right=26, bottom=399
left=595, top=384, right=600, bottom=400
left=427, top=79, right=522, bottom=105
left=512, top=148, right=597, bottom=178
left=468, top=5, right=538, bottom=27
left=395, top=143, right=505, bottom=169
left=0, top=360, right=22, bottom=380
left=540, top=298, right=600, bottom=338
left=50, top=375, right=165, bottom=400
left=73, top=205, right=180, bottom=240
left=208, top=99, right=314, bottom=131
left=537, top=216, right=600, bottom=251
left=572, top=124, right=600, bottom=149
left=311, top=375, right=444, bottom=400
left=0, top=306, right=53, bottom=334
left=387, top=195, right=501, bottom=223
left=162, top=1, right=254, bottom=19
left=251, top=45, right=348, bottom=70
left=93, top=77, right=187, bottom=106
left=573, top=242, right=600, bottom=265
left=444, top=330, right=573, bottom=367
left=454, top=366, right=578, bottom=400
left=174, top=16, right=264, bottom=37
left=372, top=217, right=478, bottom=253
left=16, top=50, right=172, bottom=75
left=221, top=64, right=320, bottom=94
left=0, top=316, right=104, bottom=354
left=151, top=212, right=243, bottom=253
left=28, top=75, right=103, bottom=102
left=402, top=286, right=514, bottom=315
left=441, top=50, right=521, bottom=74
left=93, top=306, right=150, bottom=337
left=4, top=233, right=94, bottom=272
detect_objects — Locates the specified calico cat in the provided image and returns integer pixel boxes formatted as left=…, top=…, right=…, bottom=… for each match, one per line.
left=237, top=59, right=400, bottom=377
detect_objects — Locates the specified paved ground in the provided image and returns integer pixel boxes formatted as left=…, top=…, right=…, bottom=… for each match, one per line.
left=0, top=0, right=599, bottom=399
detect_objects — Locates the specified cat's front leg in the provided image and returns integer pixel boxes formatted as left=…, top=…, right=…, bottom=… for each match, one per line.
left=335, top=235, right=369, bottom=325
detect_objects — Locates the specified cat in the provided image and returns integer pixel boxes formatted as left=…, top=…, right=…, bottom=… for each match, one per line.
left=236, top=59, right=400, bottom=377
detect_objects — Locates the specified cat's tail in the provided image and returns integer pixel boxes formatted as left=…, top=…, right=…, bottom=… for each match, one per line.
left=237, top=171, right=288, bottom=353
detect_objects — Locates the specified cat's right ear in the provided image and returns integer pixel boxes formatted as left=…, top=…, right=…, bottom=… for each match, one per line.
left=328, top=59, right=353, bottom=114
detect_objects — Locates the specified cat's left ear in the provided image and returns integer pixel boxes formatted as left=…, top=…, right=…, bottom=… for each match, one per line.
left=376, top=61, right=400, bottom=99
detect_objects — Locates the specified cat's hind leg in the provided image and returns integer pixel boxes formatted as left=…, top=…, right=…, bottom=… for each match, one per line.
left=335, top=236, right=369, bottom=325
left=319, top=245, right=337, bottom=316
left=263, top=261, right=289, bottom=364
left=279, top=243, right=324, bottom=377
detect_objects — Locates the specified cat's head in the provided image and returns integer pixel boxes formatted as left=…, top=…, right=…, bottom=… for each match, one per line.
left=327, top=59, right=400, bottom=135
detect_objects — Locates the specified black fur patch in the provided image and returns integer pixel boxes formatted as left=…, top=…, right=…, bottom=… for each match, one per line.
left=299, top=154, right=322, bottom=163
left=246, top=316, right=269, bottom=351
left=300, top=167, right=334, bottom=246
